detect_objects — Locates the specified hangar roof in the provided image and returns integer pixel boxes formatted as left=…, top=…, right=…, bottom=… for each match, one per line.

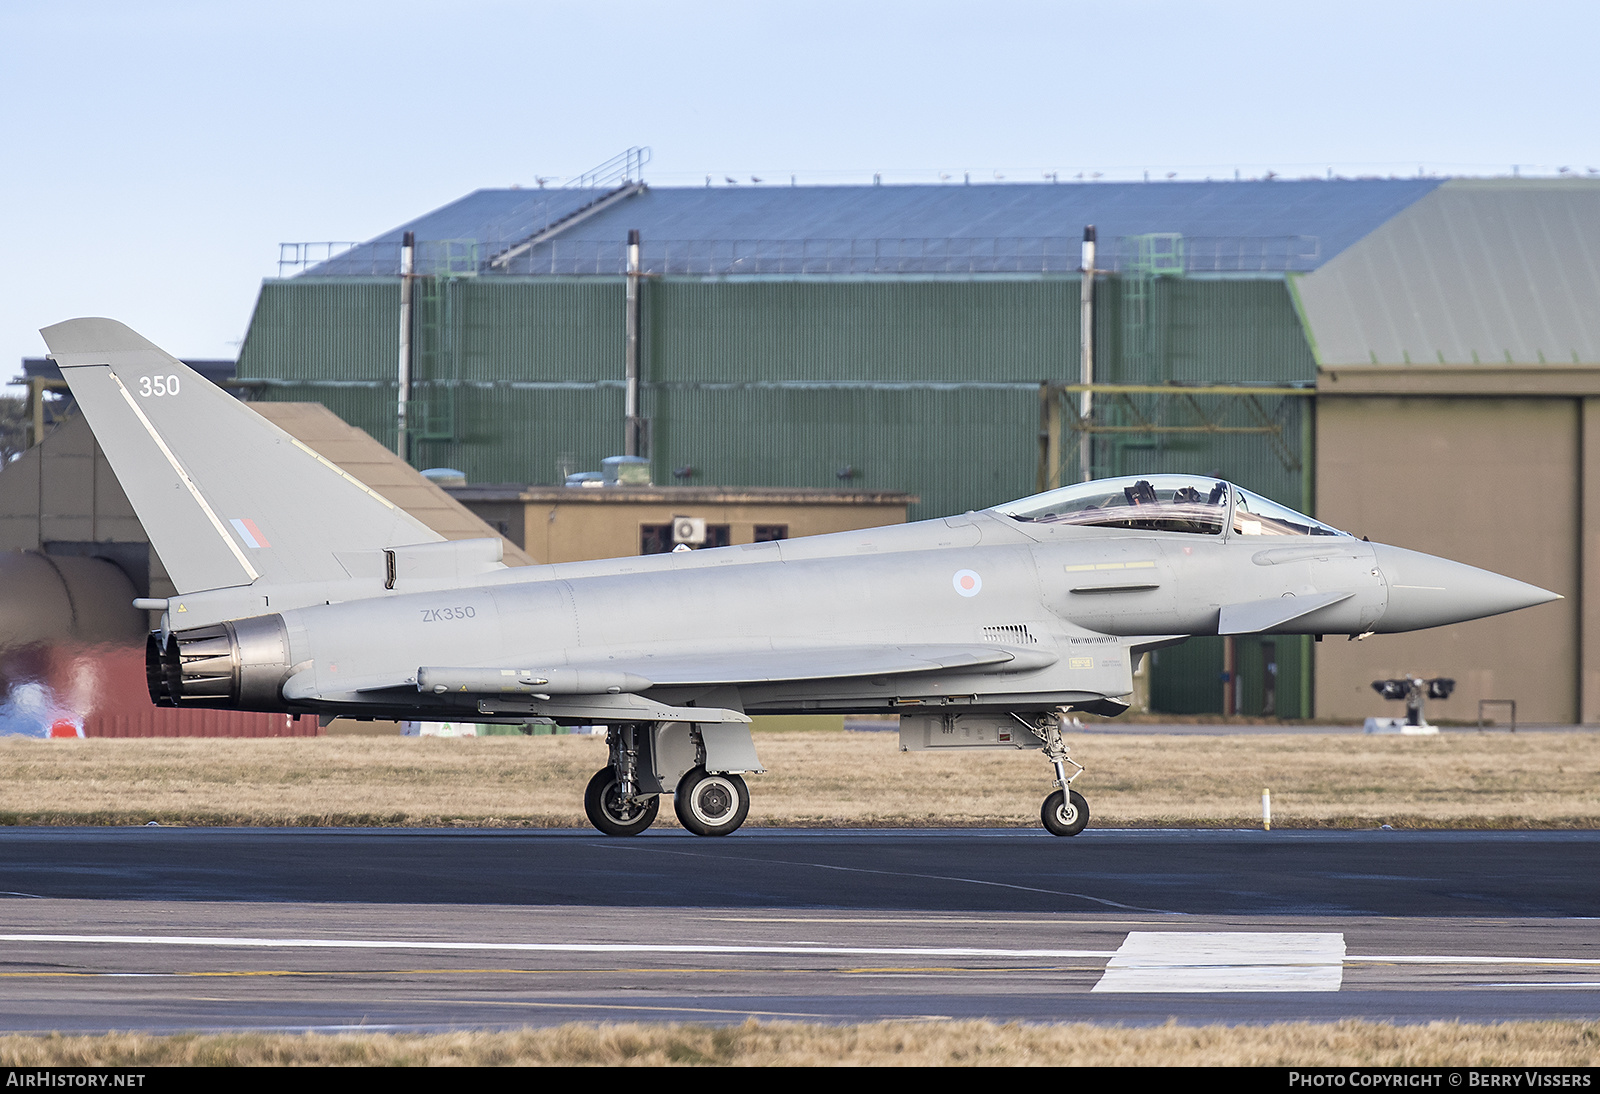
left=1293, top=179, right=1600, bottom=367
left=298, top=178, right=1442, bottom=278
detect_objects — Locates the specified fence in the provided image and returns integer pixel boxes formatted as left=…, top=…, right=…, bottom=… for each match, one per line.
left=277, top=234, right=1325, bottom=279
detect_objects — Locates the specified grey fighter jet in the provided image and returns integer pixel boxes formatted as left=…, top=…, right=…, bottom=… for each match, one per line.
left=39, top=318, right=1561, bottom=837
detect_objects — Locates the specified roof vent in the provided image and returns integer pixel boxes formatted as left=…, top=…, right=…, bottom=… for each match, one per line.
left=602, top=455, right=651, bottom=486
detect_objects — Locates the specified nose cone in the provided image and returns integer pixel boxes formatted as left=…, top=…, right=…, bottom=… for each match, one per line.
left=1371, top=543, right=1562, bottom=632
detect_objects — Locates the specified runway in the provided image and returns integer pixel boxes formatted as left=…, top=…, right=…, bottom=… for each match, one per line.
left=1, top=828, right=1597, bottom=1031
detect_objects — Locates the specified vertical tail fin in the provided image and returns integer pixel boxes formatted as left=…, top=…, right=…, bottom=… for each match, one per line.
left=40, top=318, right=443, bottom=594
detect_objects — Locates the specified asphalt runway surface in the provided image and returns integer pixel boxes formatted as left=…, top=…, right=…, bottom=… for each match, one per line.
left=1, top=827, right=1599, bottom=1032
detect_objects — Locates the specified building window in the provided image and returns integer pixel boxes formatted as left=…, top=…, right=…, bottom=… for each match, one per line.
left=641, top=523, right=731, bottom=554
left=640, top=524, right=671, bottom=554
left=753, top=524, right=789, bottom=542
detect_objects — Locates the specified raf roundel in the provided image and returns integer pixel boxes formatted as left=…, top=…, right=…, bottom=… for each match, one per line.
left=952, top=569, right=982, bottom=597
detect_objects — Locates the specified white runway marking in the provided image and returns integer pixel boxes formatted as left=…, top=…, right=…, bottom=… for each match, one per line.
left=1093, top=932, right=1346, bottom=993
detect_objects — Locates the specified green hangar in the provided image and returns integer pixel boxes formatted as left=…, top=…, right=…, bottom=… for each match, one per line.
left=236, top=169, right=1600, bottom=724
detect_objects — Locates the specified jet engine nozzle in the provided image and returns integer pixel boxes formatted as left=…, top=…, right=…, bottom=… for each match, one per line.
left=150, top=614, right=293, bottom=709
left=1370, top=544, right=1561, bottom=632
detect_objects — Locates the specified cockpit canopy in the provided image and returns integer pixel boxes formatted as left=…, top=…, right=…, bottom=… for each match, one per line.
left=990, top=474, right=1349, bottom=537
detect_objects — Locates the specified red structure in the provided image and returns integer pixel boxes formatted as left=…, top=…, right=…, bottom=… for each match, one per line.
left=2, top=643, right=320, bottom=738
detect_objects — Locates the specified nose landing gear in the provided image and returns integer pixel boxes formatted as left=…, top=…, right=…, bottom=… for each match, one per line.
left=1041, top=787, right=1089, bottom=836
left=1038, top=715, right=1088, bottom=836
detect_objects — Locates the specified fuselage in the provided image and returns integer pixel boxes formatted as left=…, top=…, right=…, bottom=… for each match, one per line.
left=153, top=477, right=1558, bottom=723
left=181, top=510, right=1374, bottom=719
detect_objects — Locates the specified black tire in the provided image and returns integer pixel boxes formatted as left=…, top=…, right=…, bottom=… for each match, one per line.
left=673, top=767, right=750, bottom=837
left=583, top=768, right=658, bottom=836
left=1041, top=789, right=1089, bottom=837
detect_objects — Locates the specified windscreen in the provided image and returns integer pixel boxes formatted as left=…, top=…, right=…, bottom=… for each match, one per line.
left=1231, top=486, right=1349, bottom=537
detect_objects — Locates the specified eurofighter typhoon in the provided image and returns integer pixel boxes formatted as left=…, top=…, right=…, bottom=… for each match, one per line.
left=40, top=319, right=1560, bottom=837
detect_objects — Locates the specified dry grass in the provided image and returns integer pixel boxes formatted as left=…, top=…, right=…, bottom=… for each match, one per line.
left=2, top=729, right=1599, bottom=829
left=0, top=1019, right=1597, bottom=1066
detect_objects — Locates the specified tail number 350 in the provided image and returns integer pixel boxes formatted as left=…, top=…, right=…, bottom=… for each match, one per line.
left=139, top=375, right=180, bottom=397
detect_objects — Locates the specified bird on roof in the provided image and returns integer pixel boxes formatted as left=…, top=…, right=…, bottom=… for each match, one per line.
left=751, top=176, right=763, bottom=184
left=725, top=176, right=739, bottom=185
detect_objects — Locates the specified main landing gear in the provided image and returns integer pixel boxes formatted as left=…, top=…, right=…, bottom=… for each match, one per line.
left=582, top=721, right=757, bottom=837
left=583, top=768, right=659, bottom=836
left=674, top=767, right=751, bottom=836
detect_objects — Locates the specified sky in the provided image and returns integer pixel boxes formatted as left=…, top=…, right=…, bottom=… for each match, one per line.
left=3, top=0, right=1598, bottom=375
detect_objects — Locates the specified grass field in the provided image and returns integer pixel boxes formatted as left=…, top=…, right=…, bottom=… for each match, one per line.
left=2, top=727, right=1598, bottom=829
left=2, top=1020, right=1598, bottom=1066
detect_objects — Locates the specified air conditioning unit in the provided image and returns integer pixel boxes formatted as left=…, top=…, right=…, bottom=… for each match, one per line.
left=672, top=516, right=706, bottom=545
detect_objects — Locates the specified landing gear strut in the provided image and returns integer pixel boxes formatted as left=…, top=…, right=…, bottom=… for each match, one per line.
left=583, top=768, right=659, bottom=836
left=1037, top=715, right=1088, bottom=836
left=583, top=724, right=660, bottom=836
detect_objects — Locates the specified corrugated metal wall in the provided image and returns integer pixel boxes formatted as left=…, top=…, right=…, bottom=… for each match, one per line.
left=237, top=271, right=1319, bottom=715
left=649, top=280, right=1078, bottom=383
left=1101, top=276, right=1319, bottom=385
left=239, top=279, right=400, bottom=382
left=646, top=383, right=1039, bottom=512
left=239, top=274, right=1313, bottom=511
left=439, top=280, right=622, bottom=382
left=1085, top=392, right=1309, bottom=516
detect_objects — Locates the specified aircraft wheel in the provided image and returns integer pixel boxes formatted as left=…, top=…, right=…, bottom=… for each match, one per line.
left=674, top=767, right=750, bottom=837
left=1041, top=789, right=1089, bottom=837
left=583, top=768, right=658, bottom=836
